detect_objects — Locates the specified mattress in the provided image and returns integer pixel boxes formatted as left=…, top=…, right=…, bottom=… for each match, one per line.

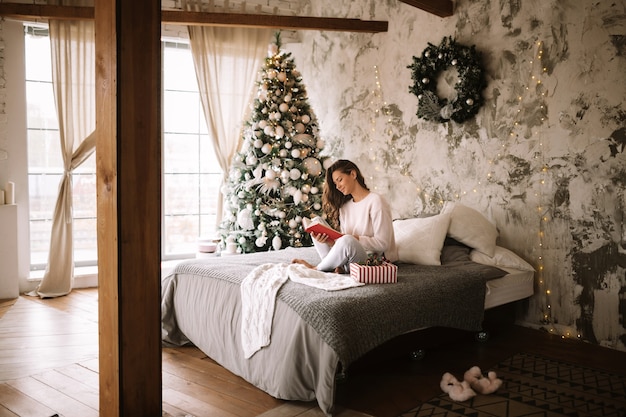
left=484, top=267, right=535, bottom=309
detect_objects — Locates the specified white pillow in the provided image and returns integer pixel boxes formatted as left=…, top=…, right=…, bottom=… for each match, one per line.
left=393, top=213, right=451, bottom=265
left=470, top=246, right=535, bottom=272
left=440, top=202, right=498, bottom=257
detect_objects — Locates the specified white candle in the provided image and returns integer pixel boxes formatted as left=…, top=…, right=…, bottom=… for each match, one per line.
left=0, top=190, right=4, bottom=205
left=5, top=182, right=14, bottom=205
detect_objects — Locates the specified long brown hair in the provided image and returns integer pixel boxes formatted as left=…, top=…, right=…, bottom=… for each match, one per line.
left=322, top=159, right=369, bottom=229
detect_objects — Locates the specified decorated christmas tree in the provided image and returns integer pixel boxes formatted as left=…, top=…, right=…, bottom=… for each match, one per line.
left=219, top=33, right=330, bottom=254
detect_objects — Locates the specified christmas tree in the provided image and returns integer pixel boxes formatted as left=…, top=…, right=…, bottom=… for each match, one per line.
left=219, top=33, right=330, bottom=254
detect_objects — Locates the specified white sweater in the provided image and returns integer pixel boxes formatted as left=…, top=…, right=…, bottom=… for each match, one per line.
left=339, top=192, right=398, bottom=262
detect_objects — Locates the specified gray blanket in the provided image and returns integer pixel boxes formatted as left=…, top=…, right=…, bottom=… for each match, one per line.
left=171, top=247, right=506, bottom=367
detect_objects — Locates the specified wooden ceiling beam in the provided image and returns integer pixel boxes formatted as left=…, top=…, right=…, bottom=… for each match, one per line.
left=0, top=3, right=388, bottom=33
left=162, top=11, right=388, bottom=33
left=397, top=0, right=454, bottom=18
left=0, top=4, right=94, bottom=21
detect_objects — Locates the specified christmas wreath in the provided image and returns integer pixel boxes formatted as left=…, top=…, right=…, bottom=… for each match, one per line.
left=408, top=36, right=486, bottom=123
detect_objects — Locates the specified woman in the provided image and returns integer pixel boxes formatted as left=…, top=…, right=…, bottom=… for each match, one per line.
left=293, top=159, right=397, bottom=272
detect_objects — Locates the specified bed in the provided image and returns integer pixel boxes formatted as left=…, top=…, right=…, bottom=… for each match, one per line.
left=161, top=235, right=535, bottom=416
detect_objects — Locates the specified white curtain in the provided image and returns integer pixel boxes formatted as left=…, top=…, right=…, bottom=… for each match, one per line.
left=31, top=20, right=96, bottom=298
left=184, top=1, right=272, bottom=227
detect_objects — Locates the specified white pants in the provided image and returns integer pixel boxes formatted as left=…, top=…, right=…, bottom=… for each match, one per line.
left=313, top=235, right=368, bottom=272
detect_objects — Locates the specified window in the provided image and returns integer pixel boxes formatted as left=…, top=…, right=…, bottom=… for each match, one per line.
left=162, top=41, right=222, bottom=259
left=25, top=27, right=223, bottom=271
left=25, top=26, right=98, bottom=270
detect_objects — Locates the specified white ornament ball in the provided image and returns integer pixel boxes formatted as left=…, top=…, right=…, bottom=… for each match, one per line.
left=277, top=211, right=286, bottom=219
left=316, top=139, right=325, bottom=149
left=279, top=103, right=289, bottom=112
left=289, top=219, right=298, bottom=229
left=285, top=141, right=292, bottom=149
left=284, top=94, right=292, bottom=103
left=272, top=235, right=282, bottom=251
left=422, top=78, right=429, bottom=84
left=279, top=149, right=288, bottom=157
left=281, top=170, right=290, bottom=180
left=265, top=169, right=276, bottom=180
left=253, top=139, right=263, bottom=148
left=451, top=59, right=458, bottom=65
left=301, top=114, right=311, bottom=124
left=273, top=112, right=281, bottom=120
left=275, top=126, right=285, bottom=138
left=255, top=236, right=267, bottom=247
left=261, top=143, right=272, bottom=154
left=302, top=184, right=311, bottom=193
left=303, top=157, right=322, bottom=176
left=314, top=203, right=321, bottom=210
left=301, top=193, right=309, bottom=203
left=295, top=123, right=305, bottom=133
left=289, top=168, right=302, bottom=181
left=237, top=208, right=254, bottom=230
left=238, top=236, right=247, bottom=244
left=424, top=51, right=430, bottom=58
left=291, top=148, right=301, bottom=159
left=310, top=186, right=319, bottom=194
left=466, top=98, right=474, bottom=106
left=263, top=125, right=274, bottom=136
left=246, top=154, right=258, bottom=165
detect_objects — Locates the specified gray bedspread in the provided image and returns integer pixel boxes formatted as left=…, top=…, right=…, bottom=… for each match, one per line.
left=166, top=246, right=506, bottom=368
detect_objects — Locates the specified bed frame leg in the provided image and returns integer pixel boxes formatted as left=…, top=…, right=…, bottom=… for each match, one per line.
left=335, top=369, right=348, bottom=384
left=409, top=349, right=426, bottom=361
left=475, top=330, right=490, bottom=342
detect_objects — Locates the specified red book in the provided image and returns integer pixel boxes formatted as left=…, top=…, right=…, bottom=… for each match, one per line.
left=303, top=217, right=343, bottom=241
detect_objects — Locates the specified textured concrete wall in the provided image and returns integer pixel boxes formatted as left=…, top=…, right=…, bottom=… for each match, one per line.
left=286, top=0, right=626, bottom=350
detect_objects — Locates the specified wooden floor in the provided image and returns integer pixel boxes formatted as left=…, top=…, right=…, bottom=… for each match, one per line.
left=1, top=289, right=625, bottom=417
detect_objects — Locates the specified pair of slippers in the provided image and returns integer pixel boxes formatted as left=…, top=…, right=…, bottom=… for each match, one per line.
left=440, top=366, right=503, bottom=402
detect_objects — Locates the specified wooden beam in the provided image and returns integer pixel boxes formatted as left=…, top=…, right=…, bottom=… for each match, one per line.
left=0, top=3, right=388, bottom=32
left=96, top=0, right=162, bottom=414
left=398, top=0, right=453, bottom=17
left=0, top=3, right=93, bottom=20
left=161, top=10, right=388, bottom=32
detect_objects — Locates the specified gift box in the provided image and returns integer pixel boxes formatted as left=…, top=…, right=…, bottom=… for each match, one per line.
left=349, top=262, right=398, bottom=284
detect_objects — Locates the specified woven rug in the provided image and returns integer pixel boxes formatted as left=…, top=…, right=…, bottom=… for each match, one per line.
left=399, top=352, right=626, bottom=417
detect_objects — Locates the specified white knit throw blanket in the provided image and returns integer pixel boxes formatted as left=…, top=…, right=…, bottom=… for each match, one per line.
left=240, top=262, right=363, bottom=358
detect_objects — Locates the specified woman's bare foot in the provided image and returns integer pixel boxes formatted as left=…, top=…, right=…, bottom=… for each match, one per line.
left=292, top=259, right=316, bottom=269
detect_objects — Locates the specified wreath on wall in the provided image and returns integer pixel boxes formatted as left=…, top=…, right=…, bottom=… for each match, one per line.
left=408, top=36, right=486, bottom=123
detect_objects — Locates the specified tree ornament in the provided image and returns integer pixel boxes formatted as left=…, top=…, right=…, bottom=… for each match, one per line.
left=408, top=36, right=486, bottom=123
left=289, top=168, right=302, bottom=180
left=272, top=235, right=282, bottom=251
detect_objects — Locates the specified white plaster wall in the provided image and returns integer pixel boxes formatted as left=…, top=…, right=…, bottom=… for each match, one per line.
left=0, top=19, right=32, bottom=295
left=285, top=0, right=626, bottom=350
